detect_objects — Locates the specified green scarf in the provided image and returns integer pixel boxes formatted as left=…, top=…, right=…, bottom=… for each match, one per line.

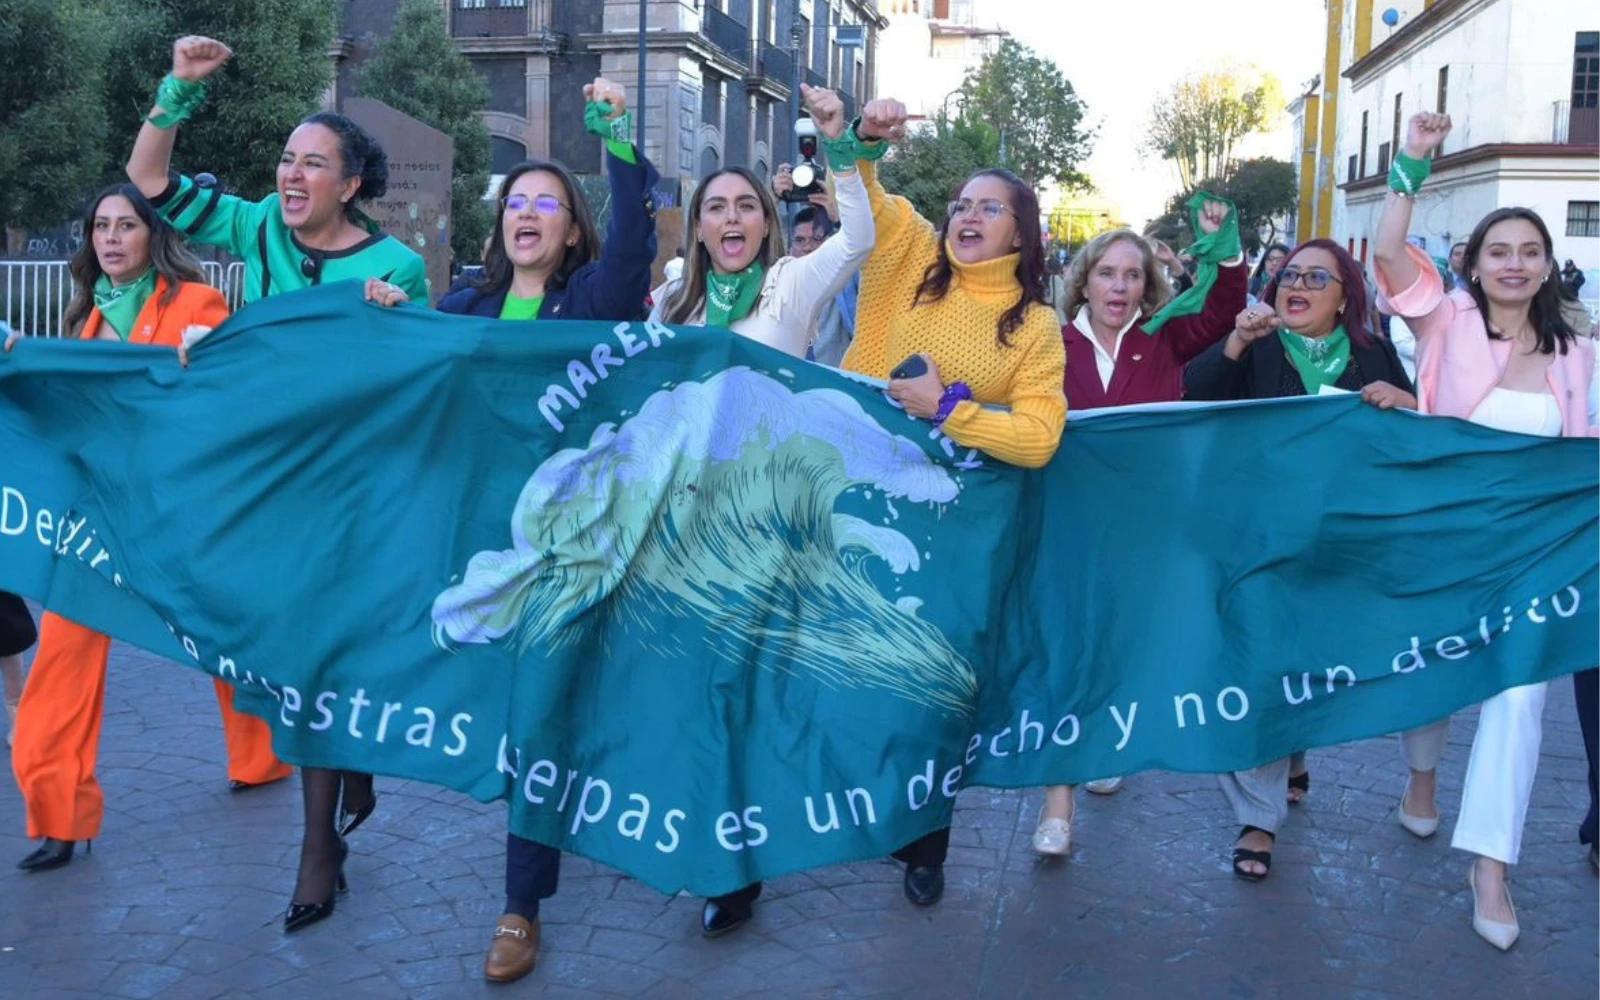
left=705, top=263, right=764, bottom=328
left=1145, top=190, right=1242, bottom=334
left=93, top=269, right=157, bottom=340
left=1279, top=325, right=1351, bottom=395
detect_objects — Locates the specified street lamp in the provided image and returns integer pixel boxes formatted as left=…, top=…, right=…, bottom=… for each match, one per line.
left=635, top=0, right=646, bottom=147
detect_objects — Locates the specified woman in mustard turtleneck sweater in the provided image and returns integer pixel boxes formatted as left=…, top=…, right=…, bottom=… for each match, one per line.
left=841, top=101, right=1065, bottom=471
left=846, top=97, right=1066, bottom=909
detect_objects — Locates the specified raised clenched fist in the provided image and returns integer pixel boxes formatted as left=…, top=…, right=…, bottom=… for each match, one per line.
left=857, top=98, right=908, bottom=142
left=584, top=77, right=627, bottom=116
left=800, top=85, right=847, bottom=140
left=172, top=36, right=233, bottom=83
left=1404, top=112, right=1452, bottom=160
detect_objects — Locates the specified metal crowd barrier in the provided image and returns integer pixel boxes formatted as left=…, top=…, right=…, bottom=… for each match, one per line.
left=1, top=260, right=246, bottom=338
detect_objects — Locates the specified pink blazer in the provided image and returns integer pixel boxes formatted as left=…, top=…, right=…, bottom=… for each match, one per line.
left=1377, top=245, right=1596, bottom=437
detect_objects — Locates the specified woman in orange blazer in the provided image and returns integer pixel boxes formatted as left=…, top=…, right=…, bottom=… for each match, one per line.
left=4, top=184, right=292, bottom=873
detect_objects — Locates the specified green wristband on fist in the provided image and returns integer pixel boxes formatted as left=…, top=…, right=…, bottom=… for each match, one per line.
left=1389, top=152, right=1432, bottom=198
left=147, top=74, right=207, bottom=129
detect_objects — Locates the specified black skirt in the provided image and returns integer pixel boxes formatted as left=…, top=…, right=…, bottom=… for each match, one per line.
left=0, top=591, right=38, bottom=657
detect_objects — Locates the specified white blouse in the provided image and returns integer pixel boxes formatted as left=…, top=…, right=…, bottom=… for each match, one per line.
left=648, top=169, right=875, bottom=359
left=1469, top=387, right=1562, bottom=438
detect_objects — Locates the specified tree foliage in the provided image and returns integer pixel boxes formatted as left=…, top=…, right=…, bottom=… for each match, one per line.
left=102, top=0, right=339, bottom=200
left=1146, top=67, right=1284, bottom=190
left=879, top=116, right=1002, bottom=225
left=1146, top=156, right=1299, bottom=255
left=958, top=38, right=1094, bottom=191
left=0, top=0, right=109, bottom=230
left=358, top=0, right=492, bottom=262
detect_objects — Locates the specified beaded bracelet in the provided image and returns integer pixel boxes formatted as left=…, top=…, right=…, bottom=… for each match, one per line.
left=933, top=382, right=973, bottom=427
left=1388, top=152, right=1432, bottom=198
left=146, top=74, right=207, bottom=130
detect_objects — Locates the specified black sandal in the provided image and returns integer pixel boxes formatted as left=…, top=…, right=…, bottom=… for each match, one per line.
left=1232, top=825, right=1275, bottom=882
left=1287, top=769, right=1310, bottom=805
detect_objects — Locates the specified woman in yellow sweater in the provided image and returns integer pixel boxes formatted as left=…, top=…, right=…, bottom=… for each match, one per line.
left=848, top=98, right=1067, bottom=908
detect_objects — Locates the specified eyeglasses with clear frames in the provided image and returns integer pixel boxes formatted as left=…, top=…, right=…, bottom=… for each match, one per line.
left=946, top=198, right=1015, bottom=222
left=501, top=193, right=571, bottom=215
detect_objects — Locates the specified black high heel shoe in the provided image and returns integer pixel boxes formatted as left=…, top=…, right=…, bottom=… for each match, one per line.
left=17, top=838, right=88, bottom=872
left=338, top=793, right=377, bottom=838
left=285, top=841, right=349, bottom=933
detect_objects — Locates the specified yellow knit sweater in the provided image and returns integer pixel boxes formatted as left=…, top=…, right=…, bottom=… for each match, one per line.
left=841, top=162, right=1066, bottom=468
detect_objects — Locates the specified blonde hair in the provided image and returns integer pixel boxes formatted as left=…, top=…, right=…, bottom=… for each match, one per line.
left=1062, top=229, right=1174, bottom=322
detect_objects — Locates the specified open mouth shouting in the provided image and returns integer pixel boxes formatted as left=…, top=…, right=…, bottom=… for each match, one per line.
left=281, top=187, right=311, bottom=220
left=512, top=224, right=543, bottom=252
left=955, top=226, right=983, bottom=249
left=1283, top=293, right=1313, bottom=317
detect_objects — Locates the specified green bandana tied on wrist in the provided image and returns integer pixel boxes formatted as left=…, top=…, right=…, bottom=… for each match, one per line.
left=848, top=119, right=890, bottom=162
left=1279, top=324, right=1351, bottom=395
left=93, top=269, right=158, bottom=340
left=821, top=134, right=858, bottom=173
left=584, top=101, right=638, bottom=163
left=147, top=74, right=207, bottom=129
left=704, top=264, right=765, bottom=328
left=1388, top=152, right=1431, bottom=197
left=1144, top=190, right=1241, bottom=334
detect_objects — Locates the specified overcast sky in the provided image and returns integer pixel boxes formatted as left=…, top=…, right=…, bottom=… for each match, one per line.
left=976, top=0, right=1328, bottom=225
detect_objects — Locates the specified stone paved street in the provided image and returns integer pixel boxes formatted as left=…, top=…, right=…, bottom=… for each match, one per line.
left=0, top=637, right=1594, bottom=999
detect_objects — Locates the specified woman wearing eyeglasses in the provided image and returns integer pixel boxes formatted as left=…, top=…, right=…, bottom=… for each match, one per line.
left=423, top=78, right=658, bottom=984
left=125, top=35, right=427, bottom=936
left=841, top=97, right=1066, bottom=910
left=1185, top=239, right=1414, bottom=881
left=1372, top=113, right=1597, bottom=951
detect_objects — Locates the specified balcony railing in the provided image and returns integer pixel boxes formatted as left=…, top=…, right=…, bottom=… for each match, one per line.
left=1554, top=98, right=1600, bottom=145
left=758, top=42, right=794, bottom=86
left=703, top=6, right=750, bottom=64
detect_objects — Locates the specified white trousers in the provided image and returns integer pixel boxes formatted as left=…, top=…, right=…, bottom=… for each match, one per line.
left=1400, top=682, right=1548, bottom=865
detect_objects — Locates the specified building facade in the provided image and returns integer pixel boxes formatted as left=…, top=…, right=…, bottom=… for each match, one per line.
left=1296, top=0, right=1598, bottom=295
left=334, top=0, right=885, bottom=199
left=875, top=0, right=1005, bottom=122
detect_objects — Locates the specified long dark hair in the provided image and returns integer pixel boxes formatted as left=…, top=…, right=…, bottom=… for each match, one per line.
left=1252, top=242, right=1290, bottom=285
left=298, top=112, right=389, bottom=222
left=1261, top=239, right=1376, bottom=348
left=910, top=169, right=1047, bottom=346
left=1462, top=207, right=1576, bottom=355
left=476, top=159, right=600, bottom=297
left=63, top=184, right=206, bottom=337
left=664, top=167, right=785, bottom=325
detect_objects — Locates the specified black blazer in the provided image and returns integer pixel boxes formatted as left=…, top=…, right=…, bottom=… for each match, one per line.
left=1184, top=329, right=1414, bottom=401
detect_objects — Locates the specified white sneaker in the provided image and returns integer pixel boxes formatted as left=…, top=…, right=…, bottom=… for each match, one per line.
left=1084, top=776, right=1124, bottom=796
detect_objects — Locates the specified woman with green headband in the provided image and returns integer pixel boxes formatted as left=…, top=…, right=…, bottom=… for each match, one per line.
left=1186, top=238, right=1414, bottom=882
left=124, top=35, right=426, bottom=935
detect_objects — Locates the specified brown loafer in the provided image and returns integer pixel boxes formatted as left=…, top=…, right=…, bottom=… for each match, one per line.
left=484, top=914, right=540, bottom=983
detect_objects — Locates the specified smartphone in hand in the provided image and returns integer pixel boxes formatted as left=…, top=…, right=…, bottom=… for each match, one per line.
left=890, top=354, right=927, bottom=380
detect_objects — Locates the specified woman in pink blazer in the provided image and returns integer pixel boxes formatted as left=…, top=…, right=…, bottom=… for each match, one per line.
left=1373, top=112, right=1597, bottom=953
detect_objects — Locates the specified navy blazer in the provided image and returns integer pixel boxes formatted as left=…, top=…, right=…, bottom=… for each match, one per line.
left=437, top=148, right=660, bottom=322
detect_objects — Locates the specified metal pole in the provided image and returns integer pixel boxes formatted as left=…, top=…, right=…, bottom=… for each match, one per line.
left=636, top=0, right=647, bottom=147
left=789, top=0, right=803, bottom=166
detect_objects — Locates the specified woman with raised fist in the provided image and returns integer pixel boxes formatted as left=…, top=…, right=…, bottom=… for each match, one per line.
left=1373, top=112, right=1597, bottom=952
left=651, top=83, right=876, bottom=941
left=124, top=35, right=428, bottom=935
left=842, top=96, right=1067, bottom=909
left=648, top=84, right=873, bottom=364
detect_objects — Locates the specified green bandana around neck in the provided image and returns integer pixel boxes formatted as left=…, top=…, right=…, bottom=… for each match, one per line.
left=1145, top=190, right=1242, bottom=334
left=704, top=263, right=765, bottom=328
left=93, top=269, right=157, bottom=340
left=1278, top=324, right=1352, bottom=395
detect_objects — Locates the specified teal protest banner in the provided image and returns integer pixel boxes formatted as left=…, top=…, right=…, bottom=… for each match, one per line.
left=2, top=283, right=1595, bottom=895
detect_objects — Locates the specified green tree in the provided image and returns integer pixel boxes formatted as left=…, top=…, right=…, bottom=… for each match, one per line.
left=101, top=0, right=338, bottom=199
left=1146, top=67, right=1284, bottom=190
left=958, top=38, right=1094, bottom=191
left=879, top=115, right=1002, bottom=224
left=0, top=0, right=109, bottom=229
left=358, top=0, right=492, bottom=262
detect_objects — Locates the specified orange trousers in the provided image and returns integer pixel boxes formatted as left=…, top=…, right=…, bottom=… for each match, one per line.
left=11, top=612, right=293, bottom=840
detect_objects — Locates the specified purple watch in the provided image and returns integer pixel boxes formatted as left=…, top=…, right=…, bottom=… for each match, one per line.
left=933, top=382, right=973, bottom=426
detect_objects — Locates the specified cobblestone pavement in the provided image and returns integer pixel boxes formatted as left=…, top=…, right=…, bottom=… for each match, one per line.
left=0, top=638, right=1594, bottom=999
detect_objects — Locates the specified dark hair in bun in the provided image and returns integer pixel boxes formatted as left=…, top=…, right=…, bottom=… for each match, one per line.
left=299, top=112, right=389, bottom=220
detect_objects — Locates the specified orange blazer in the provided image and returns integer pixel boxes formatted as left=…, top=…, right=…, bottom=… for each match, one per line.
left=79, top=277, right=229, bottom=348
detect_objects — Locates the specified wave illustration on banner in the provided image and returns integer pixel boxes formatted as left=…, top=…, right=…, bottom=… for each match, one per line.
left=431, top=366, right=978, bottom=713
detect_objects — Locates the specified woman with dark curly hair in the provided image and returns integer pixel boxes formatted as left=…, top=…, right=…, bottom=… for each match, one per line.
left=124, top=35, right=428, bottom=933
